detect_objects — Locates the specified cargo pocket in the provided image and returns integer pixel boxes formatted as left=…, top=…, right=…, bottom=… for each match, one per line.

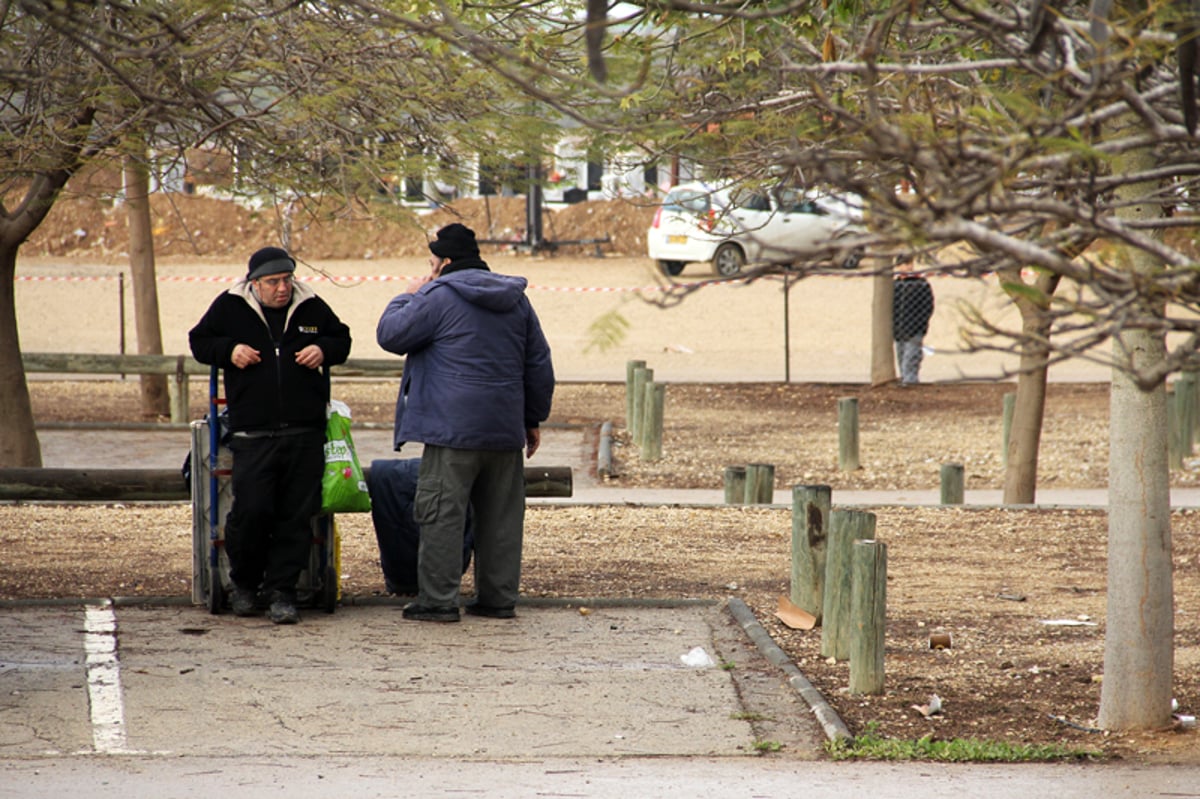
left=413, top=478, right=443, bottom=526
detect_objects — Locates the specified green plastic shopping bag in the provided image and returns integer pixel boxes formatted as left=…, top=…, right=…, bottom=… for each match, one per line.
left=321, top=399, right=372, bottom=514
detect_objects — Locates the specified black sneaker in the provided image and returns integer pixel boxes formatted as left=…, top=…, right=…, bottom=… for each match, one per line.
left=230, top=587, right=258, bottom=617
left=267, top=594, right=300, bottom=625
left=402, top=603, right=460, bottom=623
left=465, top=603, right=516, bottom=619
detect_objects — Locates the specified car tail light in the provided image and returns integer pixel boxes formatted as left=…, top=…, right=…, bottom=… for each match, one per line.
left=651, top=207, right=663, bottom=228
left=701, top=209, right=716, bottom=232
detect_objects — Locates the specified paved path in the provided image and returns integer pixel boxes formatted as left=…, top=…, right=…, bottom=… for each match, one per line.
left=15, top=423, right=1200, bottom=795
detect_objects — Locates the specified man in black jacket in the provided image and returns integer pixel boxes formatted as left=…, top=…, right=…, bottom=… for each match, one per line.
left=190, top=247, right=351, bottom=624
left=892, top=258, right=935, bottom=386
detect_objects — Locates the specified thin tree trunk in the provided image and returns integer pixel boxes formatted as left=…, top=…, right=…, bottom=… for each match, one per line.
left=870, top=261, right=896, bottom=386
left=0, top=246, right=42, bottom=467
left=1101, top=323, right=1174, bottom=729
left=1001, top=269, right=1060, bottom=504
left=0, top=170, right=74, bottom=468
left=1003, top=368, right=1047, bottom=504
left=123, top=153, right=169, bottom=418
left=1098, top=141, right=1174, bottom=730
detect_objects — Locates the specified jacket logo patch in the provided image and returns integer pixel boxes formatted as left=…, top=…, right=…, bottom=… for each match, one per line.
left=298, top=325, right=318, bottom=334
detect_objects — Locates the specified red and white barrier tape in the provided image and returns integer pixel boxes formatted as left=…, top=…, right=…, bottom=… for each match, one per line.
left=15, top=273, right=746, bottom=293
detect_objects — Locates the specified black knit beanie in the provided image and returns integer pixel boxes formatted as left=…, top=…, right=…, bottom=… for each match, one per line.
left=247, top=246, right=296, bottom=280
left=428, top=223, right=480, bottom=261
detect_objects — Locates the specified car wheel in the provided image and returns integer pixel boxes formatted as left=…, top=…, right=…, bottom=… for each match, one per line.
left=839, top=248, right=864, bottom=270
left=712, top=243, right=745, bottom=276
left=658, top=260, right=685, bottom=277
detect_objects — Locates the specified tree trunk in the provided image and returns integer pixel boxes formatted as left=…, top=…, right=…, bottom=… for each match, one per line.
left=123, top=154, right=169, bottom=418
left=870, top=260, right=896, bottom=386
left=0, top=171, right=74, bottom=468
left=1101, top=322, right=1174, bottom=729
left=0, top=246, right=42, bottom=468
left=1001, top=269, right=1060, bottom=504
left=1098, top=139, right=1174, bottom=730
left=1003, top=367, right=1047, bottom=504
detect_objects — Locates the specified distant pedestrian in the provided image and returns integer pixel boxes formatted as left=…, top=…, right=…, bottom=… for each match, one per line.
left=893, top=258, right=934, bottom=386
left=376, top=223, right=555, bottom=622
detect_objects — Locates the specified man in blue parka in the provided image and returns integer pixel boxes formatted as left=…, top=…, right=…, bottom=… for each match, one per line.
left=377, top=223, right=555, bottom=622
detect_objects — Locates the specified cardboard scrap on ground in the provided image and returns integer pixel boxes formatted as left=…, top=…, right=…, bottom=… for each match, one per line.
left=774, top=596, right=816, bottom=630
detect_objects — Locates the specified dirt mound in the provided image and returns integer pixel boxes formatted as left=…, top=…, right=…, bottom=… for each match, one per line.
left=22, top=192, right=657, bottom=262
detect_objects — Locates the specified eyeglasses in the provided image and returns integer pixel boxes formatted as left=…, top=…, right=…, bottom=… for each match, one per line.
left=257, top=275, right=294, bottom=289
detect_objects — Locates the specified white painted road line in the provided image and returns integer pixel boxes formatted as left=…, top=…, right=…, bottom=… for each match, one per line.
left=83, top=601, right=127, bottom=753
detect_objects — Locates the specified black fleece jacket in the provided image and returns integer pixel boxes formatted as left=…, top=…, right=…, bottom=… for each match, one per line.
left=189, top=280, right=352, bottom=432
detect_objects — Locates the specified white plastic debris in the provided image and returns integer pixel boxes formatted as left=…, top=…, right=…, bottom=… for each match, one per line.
left=911, top=694, right=943, bottom=718
left=1040, top=619, right=1098, bottom=627
left=680, top=646, right=715, bottom=668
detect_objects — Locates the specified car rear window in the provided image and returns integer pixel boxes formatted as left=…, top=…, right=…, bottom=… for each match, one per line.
left=663, top=188, right=711, bottom=214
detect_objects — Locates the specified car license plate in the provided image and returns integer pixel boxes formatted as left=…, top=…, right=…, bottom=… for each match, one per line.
left=667, top=234, right=688, bottom=244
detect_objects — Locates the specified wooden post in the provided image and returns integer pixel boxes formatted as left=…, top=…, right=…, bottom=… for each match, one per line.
left=625, top=360, right=646, bottom=430
left=1169, top=388, right=1184, bottom=470
left=169, top=356, right=189, bottom=423
left=743, top=463, right=775, bottom=504
left=597, top=421, right=614, bottom=478
left=723, top=466, right=746, bottom=504
left=791, top=484, right=831, bottom=623
left=821, top=509, right=876, bottom=661
left=0, top=465, right=573, bottom=502
left=838, top=397, right=860, bottom=471
left=631, top=366, right=652, bottom=444
left=640, top=382, right=665, bottom=461
left=940, top=463, right=965, bottom=504
left=849, top=539, right=887, bottom=695
left=1188, top=370, right=1200, bottom=447
left=1001, top=391, right=1016, bottom=469
left=1176, top=377, right=1195, bottom=458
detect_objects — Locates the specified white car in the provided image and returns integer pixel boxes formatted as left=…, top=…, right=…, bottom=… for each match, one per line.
left=647, top=181, right=865, bottom=277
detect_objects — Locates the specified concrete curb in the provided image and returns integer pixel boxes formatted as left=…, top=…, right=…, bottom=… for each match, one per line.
left=726, top=597, right=851, bottom=743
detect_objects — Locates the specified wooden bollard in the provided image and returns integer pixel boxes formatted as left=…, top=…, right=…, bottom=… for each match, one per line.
left=821, top=509, right=876, bottom=661
left=723, top=466, right=746, bottom=504
left=1169, top=388, right=1185, bottom=470
left=625, top=360, right=646, bottom=432
left=838, top=397, right=860, bottom=471
left=940, top=463, right=964, bottom=504
left=597, top=421, right=614, bottom=479
left=744, top=463, right=775, bottom=504
left=849, top=539, right=887, bottom=695
left=1001, top=392, right=1016, bottom=469
left=639, top=382, right=665, bottom=462
left=1187, top=370, right=1200, bottom=448
left=631, top=366, right=652, bottom=444
left=170, top=357, right=190, bottom=423
left=791, top=484, right=831, bottom=624
left=1178, top=375, right=1197, bottom=456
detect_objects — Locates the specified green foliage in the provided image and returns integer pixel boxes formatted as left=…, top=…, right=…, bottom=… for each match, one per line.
left=825, top=724, right=1102, bottom=762
left=584, top=310, right=630, bottom=353
left=752, top=739, right=783, bottom=753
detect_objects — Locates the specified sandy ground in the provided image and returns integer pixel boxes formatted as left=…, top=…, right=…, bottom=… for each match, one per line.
left=15, top=254, right=1111, bottom=384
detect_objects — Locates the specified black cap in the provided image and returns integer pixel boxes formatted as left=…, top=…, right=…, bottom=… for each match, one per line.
left=428, top=223, right=480, bottom=261
left=247, top=246, right=296, bottom=280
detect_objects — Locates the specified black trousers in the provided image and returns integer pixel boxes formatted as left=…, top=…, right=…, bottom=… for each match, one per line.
left=225, top=430, right=324, bottom=596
